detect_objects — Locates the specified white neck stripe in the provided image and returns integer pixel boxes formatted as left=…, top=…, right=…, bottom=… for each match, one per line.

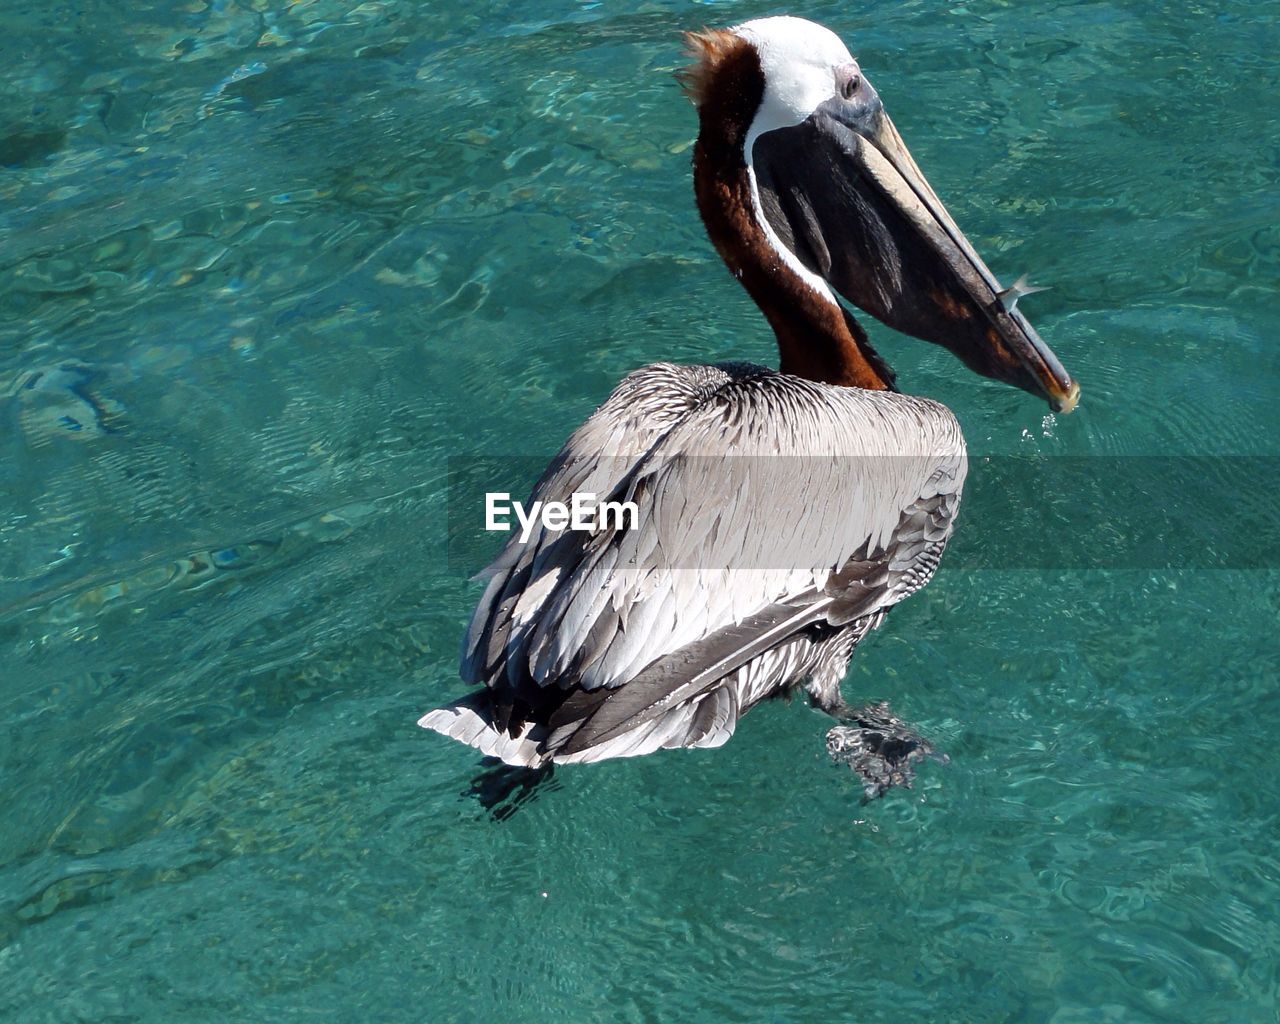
left=734, top=17, right=855, bottom=307
left=742, top=155, right=838, bottom=306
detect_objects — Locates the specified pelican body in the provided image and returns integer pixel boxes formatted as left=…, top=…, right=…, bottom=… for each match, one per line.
left=421, top=17, right=1077, bottom=796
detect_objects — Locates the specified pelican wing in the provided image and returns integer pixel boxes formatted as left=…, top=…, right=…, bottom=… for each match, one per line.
left=459, top=362, right=965, bottom=746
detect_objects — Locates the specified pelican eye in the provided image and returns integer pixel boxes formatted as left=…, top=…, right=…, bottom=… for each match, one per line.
left=838, top=68, right=861, bottom=100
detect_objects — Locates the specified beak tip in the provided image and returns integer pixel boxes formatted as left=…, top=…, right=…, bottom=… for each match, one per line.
left=1053, top=379, right=1081, bottom=415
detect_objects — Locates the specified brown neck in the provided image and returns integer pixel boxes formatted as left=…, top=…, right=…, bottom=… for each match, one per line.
left=687, top=41, right=891, bottom=391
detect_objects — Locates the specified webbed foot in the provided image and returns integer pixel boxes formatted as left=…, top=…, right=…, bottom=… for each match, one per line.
left=825, top=701, right=947, bottom=801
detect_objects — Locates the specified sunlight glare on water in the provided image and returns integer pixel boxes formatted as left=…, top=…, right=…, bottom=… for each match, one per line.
left=1, top=1, right=1278, bottom=1021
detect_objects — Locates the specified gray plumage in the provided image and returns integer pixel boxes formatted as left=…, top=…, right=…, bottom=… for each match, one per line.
left=419, top=361, right=966, bottom=767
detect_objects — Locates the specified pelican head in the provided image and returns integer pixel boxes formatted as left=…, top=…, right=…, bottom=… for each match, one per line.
left=682, top=16, right=1079, bottom=412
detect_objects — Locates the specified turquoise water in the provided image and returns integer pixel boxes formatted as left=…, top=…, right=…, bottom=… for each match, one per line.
left=2, top=0, right=1278, bottom=1020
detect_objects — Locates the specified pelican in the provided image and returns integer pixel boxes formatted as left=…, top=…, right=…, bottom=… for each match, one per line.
left=421, top=16, right=1077, bottom=797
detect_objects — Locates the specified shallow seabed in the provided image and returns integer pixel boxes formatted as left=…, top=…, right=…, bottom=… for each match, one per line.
left=2, top=1, right=1278, bottom=1021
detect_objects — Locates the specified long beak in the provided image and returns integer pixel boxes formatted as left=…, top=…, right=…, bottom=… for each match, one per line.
left=751, top=101, right=1079, bottom=412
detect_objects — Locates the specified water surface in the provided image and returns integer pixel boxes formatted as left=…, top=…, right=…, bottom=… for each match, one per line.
left=2, top=1, right=1278, bottom=1021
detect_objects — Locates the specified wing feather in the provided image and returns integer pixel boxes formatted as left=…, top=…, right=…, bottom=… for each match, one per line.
left=454, top=361, right=966, bottom=754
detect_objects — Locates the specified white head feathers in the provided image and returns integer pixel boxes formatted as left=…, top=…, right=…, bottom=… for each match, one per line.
left=734, top=16, right=857, bottom=138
